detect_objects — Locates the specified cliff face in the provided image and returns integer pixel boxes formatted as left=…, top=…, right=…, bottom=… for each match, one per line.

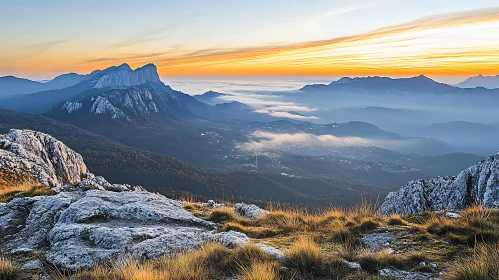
left=381, top=152, right=499, bottom=215
left=93, top=63, right=160, bottom=89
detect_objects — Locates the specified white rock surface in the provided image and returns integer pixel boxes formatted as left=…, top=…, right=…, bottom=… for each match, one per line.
left=379, top=268, right=440, bottom=280
left=0, top=129, right=89, bottom=186
left=382, top=153, right=499, bottom=215
left=234, top=203, right=269, bottom=220
left=94, top=64, right=160, bottom=89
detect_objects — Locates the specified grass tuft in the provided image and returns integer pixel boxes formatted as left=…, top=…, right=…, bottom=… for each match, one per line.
left=285, top=236, right=322, bottom=274
left=0, top=255, right=19, bottom=280
left=447, top=242, right=499, bottom=280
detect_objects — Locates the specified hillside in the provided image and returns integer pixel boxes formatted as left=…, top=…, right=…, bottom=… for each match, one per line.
left=1, top=132, right=498, bottom=280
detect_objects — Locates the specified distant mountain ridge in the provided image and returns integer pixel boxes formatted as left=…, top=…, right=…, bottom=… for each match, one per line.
left=300, top=75, right=499, bottom=96
left=456, top=74, right=499, bottom=89
left=0, top=73, right=85, bottom=98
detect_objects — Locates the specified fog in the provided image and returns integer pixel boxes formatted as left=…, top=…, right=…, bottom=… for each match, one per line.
left=165, top=76, right=499, bottom=156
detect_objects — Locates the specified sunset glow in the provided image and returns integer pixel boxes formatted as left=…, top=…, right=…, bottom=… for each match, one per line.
left=2, top=1, right=499, bottom=79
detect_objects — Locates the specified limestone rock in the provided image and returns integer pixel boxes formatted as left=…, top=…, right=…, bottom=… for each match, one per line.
left=0, top=129, right=89, bottom=187
left=382, top=153, right=499, bottom=215
left=234, top=203, right=269, bottom=220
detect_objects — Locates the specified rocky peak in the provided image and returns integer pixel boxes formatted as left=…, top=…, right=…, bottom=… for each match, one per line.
left=381, top=152, right=499, bottom=215
left=94, top=63, right=160, bottom=89
left=0, top=129, right=89, bottom=186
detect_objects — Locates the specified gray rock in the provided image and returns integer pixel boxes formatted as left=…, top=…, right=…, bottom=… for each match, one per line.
left=362, top=232, right=397, bottom=251
left=256, top=243, right=284, bottom=259
left=0, top=129, right=89, bottom=186
left=443, top=212, right=462, bottom=219
left=234, top=203, right=269, bottom=220
left=379, top=268, right=440, bottom=280
left=21, top=260, right=44, bottom=271
left=382, top=153, right=499, bottom=215
left=209, top=230, right=250, bottom=248
left=343, top=260, right=361, bottom=270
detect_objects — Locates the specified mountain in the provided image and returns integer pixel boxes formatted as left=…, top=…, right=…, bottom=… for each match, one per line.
left=300, top=75, right=499, bottom=96
left=215, top=101, right=252, bottom=111
left=0, top=73, right=85, bottom=99
left=400, top=121, right=499, bottom=156
left=194, top=90, right=228, bottom=105
left=456, top=74, right=499, bottom=89
left=0, top=63, right=164, bottom=114
left=381, top=152, right=499, bottom=215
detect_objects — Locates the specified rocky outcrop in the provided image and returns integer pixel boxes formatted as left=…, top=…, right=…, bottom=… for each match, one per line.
left=0, top=189, right=250, bottom=270
left=382, top=153, right=499, bottom=215
left=0, top=129, right=273, bottom=271
left=0, top=129, right=89, bottom=186
left=94, top=63, right=160, bottom=89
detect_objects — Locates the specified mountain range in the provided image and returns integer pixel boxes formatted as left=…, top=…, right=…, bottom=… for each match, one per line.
left=456, top=74, right=499, bottom=89
left=300, top=75, right=499, bottom=95
left=0, top=73, right=85, bottom=98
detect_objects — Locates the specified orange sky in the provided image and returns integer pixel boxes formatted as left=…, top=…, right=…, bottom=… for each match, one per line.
left=2, top=4, right=499, bottom=79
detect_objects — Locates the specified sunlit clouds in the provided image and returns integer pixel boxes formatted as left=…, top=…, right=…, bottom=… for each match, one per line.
left=87, top=7, right=499, bottom=76
left=2, top=2, right=499, bottom=78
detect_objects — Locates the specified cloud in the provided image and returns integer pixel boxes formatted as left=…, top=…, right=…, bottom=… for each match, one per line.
left=23, top=40, right=67, bottom=58
left=254, top=109, right=319, bottom=120
left=71, top=7, right=499, bottom=76
left=237, top=131, right=371, bottom=151
left=264, top=105, right=318, bottom=112
left=236, top=130, right=430, bottom=152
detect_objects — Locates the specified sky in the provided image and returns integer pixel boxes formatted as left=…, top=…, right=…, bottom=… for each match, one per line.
left=1, top=0, right=499, bottom=82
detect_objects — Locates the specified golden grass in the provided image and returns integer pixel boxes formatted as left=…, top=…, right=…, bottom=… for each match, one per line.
left=447, top=242, right=499, bottom=280
left=0, top=255, right=19, bottom=280
left=183, top=202, right=206, bottom=212
left=0, top=179, right=39, bottom=195
left=285, top=236, right=322, bottom=273
left=239, top=261, right=281, bottom=280
left=208, top=207, right=249, bottom=224
left=0, top=184, right=54, bottom=203
left=72, top=242, right=277, bottom=280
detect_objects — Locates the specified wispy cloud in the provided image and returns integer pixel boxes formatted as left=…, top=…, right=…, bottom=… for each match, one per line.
left=236, top=130, right=428, bottom=152
left=23, top=40, right=67, bottom=58
left=254, top=109, right=319, bottom=120
left=107, top=15, right=198, bottom=49
left=74, top=7, right=499, bottom=76
left=237, top=131, right=370, bottom=151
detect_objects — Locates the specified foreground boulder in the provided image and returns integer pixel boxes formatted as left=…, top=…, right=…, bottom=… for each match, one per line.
left=382, top=152, right=499, bottom=215
left=0, top=129, right=255, bottom=271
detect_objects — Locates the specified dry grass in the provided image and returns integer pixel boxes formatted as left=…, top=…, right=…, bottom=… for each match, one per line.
left=357, top=249, right=428, bottom=274
left=208, top=207, right=249, bottom=224
left=285, top=236, right=323, bottom=273
left=0, top=184, right=54, bottom=203
left=0, top=255, right=19, bottom=280
left=447, top=242, right=499, bottom=280
left=387, top=214, right=406, bottom=226
left=184, top=202, right=206, bottom=212
left=72, top=242, right=277, bottom=280
left=239, top=261, right=281, bottom=280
